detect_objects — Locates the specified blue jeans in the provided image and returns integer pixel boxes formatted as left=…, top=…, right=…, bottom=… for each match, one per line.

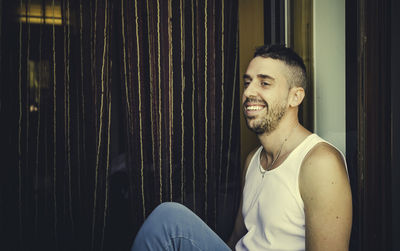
left=131, top=202, right=231, bottom=251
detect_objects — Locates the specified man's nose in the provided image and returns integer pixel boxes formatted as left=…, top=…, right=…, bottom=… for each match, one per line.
left=243, top=81, right=257, bottom=98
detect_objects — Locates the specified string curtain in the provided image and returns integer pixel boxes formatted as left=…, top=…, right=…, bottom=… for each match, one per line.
left=0, top=0, right=241, bottom=250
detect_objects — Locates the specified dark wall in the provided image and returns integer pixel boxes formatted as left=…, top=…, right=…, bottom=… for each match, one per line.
left=0, top=0, right=242, bottom=250
left=391, top=0, right=400, bottom=250
left=346, top=0, right=399, bottom=250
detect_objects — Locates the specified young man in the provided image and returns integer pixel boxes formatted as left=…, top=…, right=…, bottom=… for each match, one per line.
left=131, top=44, right=352, bottom=251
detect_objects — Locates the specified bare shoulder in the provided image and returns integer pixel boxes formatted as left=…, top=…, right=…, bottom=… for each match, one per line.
left=299, top=142, right=349, bottom=200
left=299, top=142, right=352, bottom=250
left=300, top=142, right=347, bottom=180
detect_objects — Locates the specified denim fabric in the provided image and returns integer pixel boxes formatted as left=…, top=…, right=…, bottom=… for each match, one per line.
left=131, top=202, right=231, bottom=251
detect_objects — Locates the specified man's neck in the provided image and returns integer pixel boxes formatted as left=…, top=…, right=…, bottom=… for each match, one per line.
left=257, top=117, right=301, bottom=160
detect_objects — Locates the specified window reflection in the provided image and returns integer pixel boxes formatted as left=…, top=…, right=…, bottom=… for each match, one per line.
left=28, top=60, right=50, bottom=112
left=18, top=0, right=64, bottom=25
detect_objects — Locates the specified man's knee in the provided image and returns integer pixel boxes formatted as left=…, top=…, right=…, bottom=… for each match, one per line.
left=134, top=203, right=193, bottom=244
left=144, top=202, right=192, bottom=228
left=148, top=202, right=192, bottom=224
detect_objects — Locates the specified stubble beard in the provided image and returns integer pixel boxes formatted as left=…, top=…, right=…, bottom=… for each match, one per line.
left=244, top=101, right=287, bottom=135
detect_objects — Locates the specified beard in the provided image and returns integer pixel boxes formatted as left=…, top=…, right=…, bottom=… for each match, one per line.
left=244, top=99, right=287, bottom=135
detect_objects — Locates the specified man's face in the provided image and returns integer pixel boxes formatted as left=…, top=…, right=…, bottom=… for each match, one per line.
left=242, top=57, right=290, bottom=135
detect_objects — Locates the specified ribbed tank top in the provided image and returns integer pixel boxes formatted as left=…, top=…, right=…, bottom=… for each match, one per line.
left=235, top=134, right=346, bottom=251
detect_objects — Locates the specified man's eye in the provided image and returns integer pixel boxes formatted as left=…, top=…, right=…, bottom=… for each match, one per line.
left=244, top=82, right=250, bottom=87
left=261, top=82, right=270, bottom=86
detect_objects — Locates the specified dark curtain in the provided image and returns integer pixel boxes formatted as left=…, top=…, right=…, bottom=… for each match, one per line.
left=0, top=0, right=240, bottom=250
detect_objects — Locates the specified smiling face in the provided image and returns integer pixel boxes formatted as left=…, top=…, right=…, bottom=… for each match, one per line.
left=242, top=57, right=291, bottom=135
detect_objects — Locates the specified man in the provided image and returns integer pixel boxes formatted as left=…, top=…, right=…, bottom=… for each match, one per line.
left=131, top=44, right=352, bottom=251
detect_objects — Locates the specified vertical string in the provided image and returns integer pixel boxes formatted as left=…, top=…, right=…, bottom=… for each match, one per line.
left=100, top=99, right=111, bottom=250
left=59, top=0, right=69, bottom=221
left=191, top=0, right=196, bottom=212
left=25, top=1, right=31, bottom=210
left=17, top=0, right=23, bottom=245
left=145, top=0, right=156, bottom=202
left=34, top=10, right=43, bottom=235
left=126, top=3, right=134, bottom=135
left=157, top=0, right=163, bottom=204
left=121, top=0, right=135, bottom=216
left=180, top=0, right=185, bottom=203
left=78, top=0, right=84, bottom=203
left=224, top=27, right=239, bottom=207
left=62, top=0, right=69, bottom=228
left=168, top=0, right=174, bottom=202
left=92, top=0, right=98, bottom=135
left=63, top=0, right=68, bottom=223
left=100, top=95, right=112, bottom=251
left=204, top=0, right=208, bottom=220
left=100, top=31, right=112, bottom=250
left=66, top=0, right=73, bottom=232
left=51, top=0, right=58, bottom=246
left=121, top=0, right=131, bottom=129
left=218, top=0, right=225, bottom=186
left=92, top=0, right=108, bottom=248
left=134, top=0, right=146, bottom=219
left=211, top=0, right=217, bottom=230
left=121, top=0, right=132, bottom=131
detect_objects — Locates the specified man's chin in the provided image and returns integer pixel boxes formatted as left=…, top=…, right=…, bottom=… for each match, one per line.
left=245, top=121, right=266, bottom=135
left=253, top=128, right=266, bottom=135
left=249, top=126, right=267, bottom=135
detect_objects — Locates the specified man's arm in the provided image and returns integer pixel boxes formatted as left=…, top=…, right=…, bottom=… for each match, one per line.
left=227, top=149, right=257, bottom=249
left=227, top=197, right=245, bottom=250
left=299, top=143, right=352, bottom=251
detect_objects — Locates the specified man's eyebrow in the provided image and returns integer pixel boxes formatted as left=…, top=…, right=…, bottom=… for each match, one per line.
left=243, top=74, right=251, bottom=80
left=257, top=74, right=275, bottom=81
left=242, top=74, right=275, bottom=81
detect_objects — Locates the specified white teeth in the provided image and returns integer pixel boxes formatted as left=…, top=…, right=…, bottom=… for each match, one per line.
left=246, top=106, right=264, bottom=111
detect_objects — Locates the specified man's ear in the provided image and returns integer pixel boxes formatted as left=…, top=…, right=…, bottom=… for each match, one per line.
left=288, top=87, right=305, bottom=107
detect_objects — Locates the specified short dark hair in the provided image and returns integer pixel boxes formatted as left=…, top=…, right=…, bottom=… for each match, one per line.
left=254, top=44, right=307, bottom=90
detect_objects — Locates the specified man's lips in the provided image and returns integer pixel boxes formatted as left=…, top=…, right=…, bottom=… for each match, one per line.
left=243, top=103, right=266, bottom=116
left=245, top=104, right=266, bottom=111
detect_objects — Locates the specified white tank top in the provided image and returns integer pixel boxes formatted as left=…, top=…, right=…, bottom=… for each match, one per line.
left=235, top=134, right=345, bottom=251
